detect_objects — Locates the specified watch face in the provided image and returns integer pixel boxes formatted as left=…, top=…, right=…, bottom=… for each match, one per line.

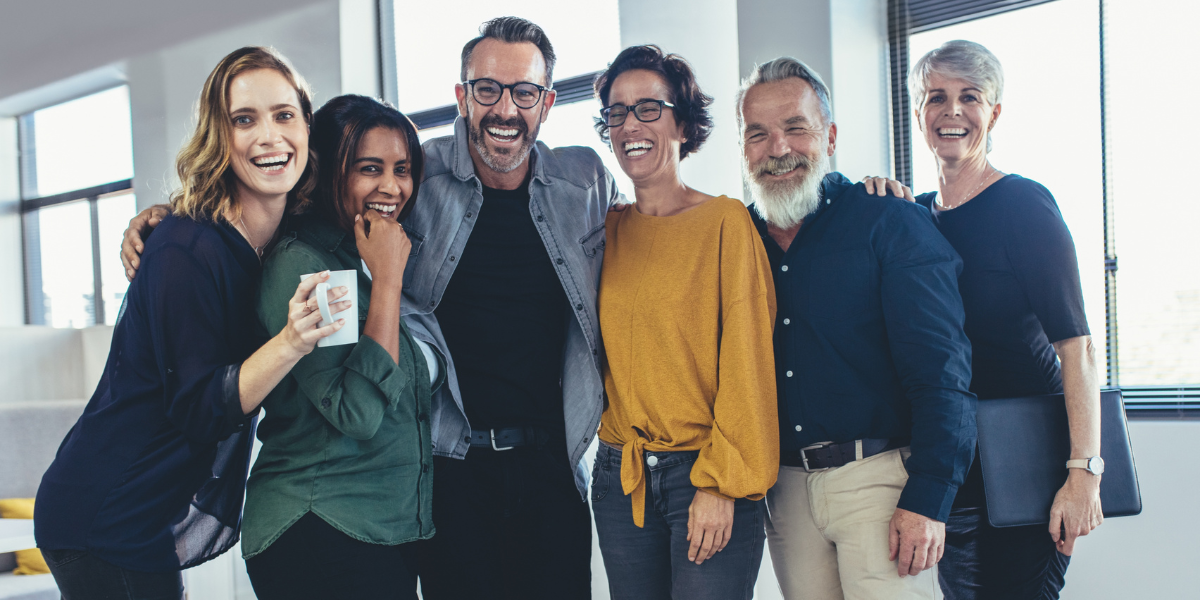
left=1088, top=456, right=1105, bottom=474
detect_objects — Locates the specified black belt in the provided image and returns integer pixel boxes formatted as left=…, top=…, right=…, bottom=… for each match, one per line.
left=780, top=438, right=905, bottom=472
left=468, top=426, right=548, bottom=451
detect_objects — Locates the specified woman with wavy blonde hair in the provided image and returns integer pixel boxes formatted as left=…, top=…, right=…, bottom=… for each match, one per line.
left=35, top=46, right=346, bottom=600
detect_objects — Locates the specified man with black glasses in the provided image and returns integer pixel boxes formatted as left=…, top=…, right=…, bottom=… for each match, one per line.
left=400, top=17, right=617, bottom=600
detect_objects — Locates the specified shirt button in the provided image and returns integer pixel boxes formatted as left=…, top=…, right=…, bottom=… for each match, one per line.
left=536, top=215, right=544, bottom=222
left=781, top=265, right=789, bottom=272
left=465, top=436, right=472, bottom=443
left=466, top=212, right=473, bottom=218
left=422, top=465, right=430, bottom=473
left=575, top=303, right=584, bottom=311
left=321, top=398, right=332, bottom=408
left=795, top=425, right=802, bottom=432
left=429, top=301, right=435, bottom=307
left=418, top=413, right=427, bottom=422
left=786, top=371, right=793, bottom=377
left=556, top=258, right=564, bottom=265
left=783, top=318, right=790, bottom=325
left=647, top=456, right=659, bottom=467
left=450, top=256, right=456, bottom=262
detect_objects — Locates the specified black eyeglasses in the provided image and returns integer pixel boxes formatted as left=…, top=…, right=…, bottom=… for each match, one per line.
left=600, top=99, right=676, bottom=127
left=463, top=78, right=549, bottom=109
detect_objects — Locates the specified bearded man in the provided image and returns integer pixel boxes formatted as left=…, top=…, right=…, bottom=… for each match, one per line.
left=737, top=57, right=977, bottom=600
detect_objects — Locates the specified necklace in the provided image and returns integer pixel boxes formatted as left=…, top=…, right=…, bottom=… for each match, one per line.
left=936, top=165, right=996, bottom=210
left=237, top=216, right=268, bottom=260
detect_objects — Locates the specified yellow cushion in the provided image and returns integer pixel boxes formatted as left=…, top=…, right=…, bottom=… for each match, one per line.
left=0, top=498, right=50, bottom=575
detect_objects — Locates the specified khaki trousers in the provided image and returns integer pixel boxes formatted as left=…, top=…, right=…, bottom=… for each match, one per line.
left=764, top=448, right=942, bottom=600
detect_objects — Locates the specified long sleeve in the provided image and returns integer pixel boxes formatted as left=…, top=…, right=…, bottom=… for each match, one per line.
left=144, top=244, right=251, bottom=444
left=691, top=212, right=779, bottom=501
left=878, top=203, right=977, bottom=522
left=258, top=245, right=415, bottom=441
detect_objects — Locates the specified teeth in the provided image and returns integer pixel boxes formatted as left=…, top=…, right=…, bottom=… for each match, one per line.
left=938, top=128, right=967, bottom=136
left=769, top=167, right=796, bottom=176
left=367, top=203, right=396, bottom=214
left=253, top=154, right=290, bottom=171
left=623, top=141, right=653, bottom=156
left=487, top=127, right=518, bottom=137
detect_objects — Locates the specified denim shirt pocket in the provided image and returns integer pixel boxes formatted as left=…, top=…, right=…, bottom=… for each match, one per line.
left=579, top=222, right=606, bottom=259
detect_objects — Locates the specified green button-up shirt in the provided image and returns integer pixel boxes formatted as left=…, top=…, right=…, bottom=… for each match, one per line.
left=242, top=216, right=435, bottom=558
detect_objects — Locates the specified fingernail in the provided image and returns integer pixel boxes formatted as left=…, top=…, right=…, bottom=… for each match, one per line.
left=355, top=214, right=361, bottom=222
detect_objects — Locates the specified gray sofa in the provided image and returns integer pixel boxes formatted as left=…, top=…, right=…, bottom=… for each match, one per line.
left=0, top=326, right=111, bottom=600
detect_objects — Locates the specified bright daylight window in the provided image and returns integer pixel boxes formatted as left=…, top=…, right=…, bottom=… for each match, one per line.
left=908, top=0, right=1105, bottom=353
left=1105, top=0, right=1200, bottom=386
left=393, top=0, right=630, bottom=194
left=20, top=85, right=136, bottom=328
left=901, top=0, right=1200, bottom=399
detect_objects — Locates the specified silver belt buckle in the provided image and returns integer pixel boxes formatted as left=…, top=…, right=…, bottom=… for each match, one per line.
left=491, top=428, right=515, bottom=451
left=799, top=442, right=834, bottom=473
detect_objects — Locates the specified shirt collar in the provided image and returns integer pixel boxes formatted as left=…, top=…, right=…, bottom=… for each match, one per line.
left=297, top=215, right=354, bottom=255
left=450, top=116, right=550, bottom=186
left=747, top=170, right=854, bottom=238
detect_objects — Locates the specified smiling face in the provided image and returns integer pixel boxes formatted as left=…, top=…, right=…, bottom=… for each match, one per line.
left=343, top=127, right=413, bottom=221
left=456, top=38, right=555, bottom=175
left=739, top=78, right=835, bottom=229
left=606, top=69, right=685, bottom=186
left=917, top=71, right=1001, bottom=165
left=227, top=68, right=309, bottom=207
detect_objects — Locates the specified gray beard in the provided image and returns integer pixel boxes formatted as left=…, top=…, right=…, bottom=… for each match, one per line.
left=746, top=152, right=830, bottom=230
left=468, top=110, right=540, bottom=174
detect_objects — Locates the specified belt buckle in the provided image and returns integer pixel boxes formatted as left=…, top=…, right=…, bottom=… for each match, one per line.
left=490, top=429, right=515, bottom=451
left=799, top=442, right=833, bottom=473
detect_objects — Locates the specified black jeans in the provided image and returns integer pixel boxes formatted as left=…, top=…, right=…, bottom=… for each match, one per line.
left=939, top=461, right=1071, bottom=599
left=418, top=438, right=592, bottom=600
left=42, top=549, right=183, bottom=600
left=245, top=512, right=419, bottom=600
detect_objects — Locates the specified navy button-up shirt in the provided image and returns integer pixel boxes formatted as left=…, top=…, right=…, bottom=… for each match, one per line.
left=749, top=172, right=977, bottom=522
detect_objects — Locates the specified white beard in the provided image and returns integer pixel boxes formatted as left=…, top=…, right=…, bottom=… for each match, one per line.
left=745, top=151, right=830, bottom=230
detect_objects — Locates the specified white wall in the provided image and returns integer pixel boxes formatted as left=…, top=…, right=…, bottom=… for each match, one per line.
left=1061, top=420, right=1200, bottom=598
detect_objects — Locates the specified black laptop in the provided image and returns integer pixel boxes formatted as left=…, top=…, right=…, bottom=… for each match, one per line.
left=975, top=389, right=1142, bottom=527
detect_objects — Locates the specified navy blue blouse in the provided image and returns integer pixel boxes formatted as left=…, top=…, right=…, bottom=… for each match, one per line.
left=35, top=214, right=262, bottom=572
left=749, top=172, right=977, bottom=523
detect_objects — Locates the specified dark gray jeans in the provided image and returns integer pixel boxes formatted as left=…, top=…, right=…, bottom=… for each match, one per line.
left=591, top=443, right=765, bottom=600
left=42, top=549, right=183, bottom=600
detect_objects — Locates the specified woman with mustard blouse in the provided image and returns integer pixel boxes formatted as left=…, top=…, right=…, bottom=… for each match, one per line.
left=590, top=45, right=779, bottom=600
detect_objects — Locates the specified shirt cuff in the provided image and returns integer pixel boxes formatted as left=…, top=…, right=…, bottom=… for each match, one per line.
left=896, top=472, right=959, bottom=523
left=221, top=363, right=256, bottom=437
left=698, top=487, right=734, bottom=502
left=343, top=334, right=413, bottom=407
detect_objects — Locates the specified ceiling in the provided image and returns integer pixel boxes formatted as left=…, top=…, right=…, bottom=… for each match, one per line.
left=0, top=0, right=330, bottom=100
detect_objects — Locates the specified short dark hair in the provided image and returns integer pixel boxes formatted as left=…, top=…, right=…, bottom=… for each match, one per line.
left=592, top=45, right=713, bottom=159
left=460, top=17, right=556, bottom=85
left=309, top=94, right=424, bottom=232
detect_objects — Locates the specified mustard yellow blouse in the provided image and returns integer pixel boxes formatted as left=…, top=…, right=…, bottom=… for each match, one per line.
left=598, top=196, right=779, bottom=527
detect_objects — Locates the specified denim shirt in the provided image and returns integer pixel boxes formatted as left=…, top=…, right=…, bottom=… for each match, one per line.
left=400, top=117, right=622, bottom=496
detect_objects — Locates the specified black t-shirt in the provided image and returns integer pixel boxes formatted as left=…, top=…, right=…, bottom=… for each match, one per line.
left=434, top=181, right=569, bottom=433
left=917, top=174, right=1091, bottom=401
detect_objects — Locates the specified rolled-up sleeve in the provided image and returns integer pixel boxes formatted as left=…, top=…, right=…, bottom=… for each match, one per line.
left=258, top=247, right=414, bottom=441
left=878, top=203, right=977, bottom=522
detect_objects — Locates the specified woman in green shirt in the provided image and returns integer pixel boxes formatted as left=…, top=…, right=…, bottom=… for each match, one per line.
left=243, top=94, right=436, bottom=600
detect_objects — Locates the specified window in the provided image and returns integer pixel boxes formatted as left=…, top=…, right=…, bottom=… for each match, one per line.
left=19, top=86, right=135, bottom=328
left=890, top=0, right=1200, bottom=409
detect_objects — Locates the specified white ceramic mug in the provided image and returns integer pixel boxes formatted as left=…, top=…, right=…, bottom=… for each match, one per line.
left=300, top=269, right=358, bottom=347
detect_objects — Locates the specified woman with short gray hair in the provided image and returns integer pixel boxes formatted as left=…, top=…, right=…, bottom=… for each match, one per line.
left=908, top=40, right=1103, bottom=599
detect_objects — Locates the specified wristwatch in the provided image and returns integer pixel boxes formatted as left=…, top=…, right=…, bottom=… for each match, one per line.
left=1066, top=456, right=1105, bottom=476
